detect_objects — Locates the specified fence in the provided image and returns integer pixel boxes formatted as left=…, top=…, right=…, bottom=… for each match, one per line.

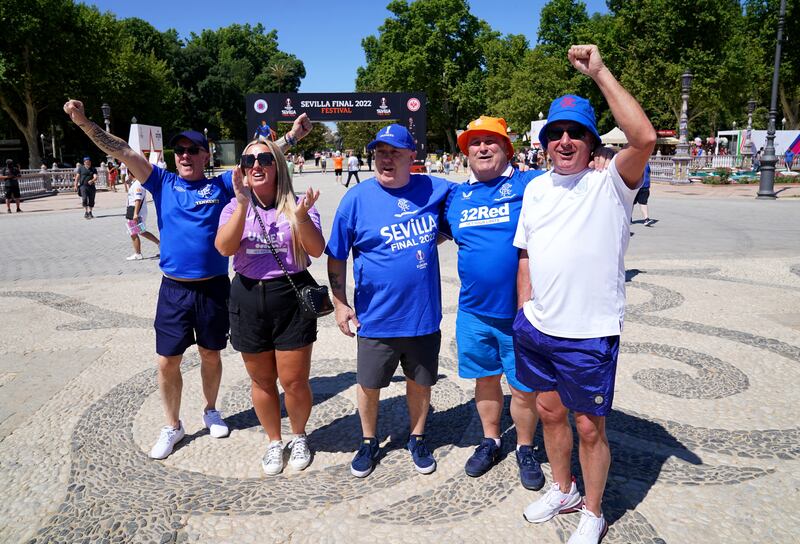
left=16, top=168, right=109, bottom=198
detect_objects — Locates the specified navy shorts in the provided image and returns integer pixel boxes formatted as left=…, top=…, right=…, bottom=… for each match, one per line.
left=154, top=275, right=230, bottom=356
left=512, top=309, right=619, bottom=416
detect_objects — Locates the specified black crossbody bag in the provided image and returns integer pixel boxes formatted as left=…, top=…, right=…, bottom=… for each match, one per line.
left=249, top=197, right=334, bottom=320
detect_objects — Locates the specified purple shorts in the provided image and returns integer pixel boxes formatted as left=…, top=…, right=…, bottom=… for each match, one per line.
left=512, top=309, right=619, bottom=416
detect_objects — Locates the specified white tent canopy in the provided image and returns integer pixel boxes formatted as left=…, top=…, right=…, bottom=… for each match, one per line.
left=601, top=127, right=627, bottom=145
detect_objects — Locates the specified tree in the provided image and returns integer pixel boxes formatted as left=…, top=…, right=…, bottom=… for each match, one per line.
left=0, top=0, right=109, bottom=167
left=356, top=0, right=498, bottom=152
left=276, top=122, right=331, bottom=157
left=175, top=25, right=305, bottom=139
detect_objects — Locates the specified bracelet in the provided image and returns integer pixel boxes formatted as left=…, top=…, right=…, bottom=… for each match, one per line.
left=284, top=133, right=296, bottom=147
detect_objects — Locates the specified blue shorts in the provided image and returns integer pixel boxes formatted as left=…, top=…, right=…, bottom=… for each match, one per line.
left=512, top=309, right=619, bottom=416
left=154, top=275, right=230, bottom=356
left=456, top=309, right=532, bottom=392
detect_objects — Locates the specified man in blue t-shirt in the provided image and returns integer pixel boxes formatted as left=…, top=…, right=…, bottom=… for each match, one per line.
left=440, top=115, right=546, bottom=491
left=633, top=162, right=653, bottom=226
left=63, top=99, right=312, bottom=460
left=326, top=124, right=451, bottom=478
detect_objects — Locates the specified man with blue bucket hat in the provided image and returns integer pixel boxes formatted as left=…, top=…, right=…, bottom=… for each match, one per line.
left=326, top=123, right=451, bottom=478
left=514, top=45, right=655, bottom=543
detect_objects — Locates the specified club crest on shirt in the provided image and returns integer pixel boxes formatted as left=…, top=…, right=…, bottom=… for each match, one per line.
left=197, top=184, right=213, bottom=198
left=493, top=182, right=516, bottom=202
left=393, top=198, right=419, bottom=218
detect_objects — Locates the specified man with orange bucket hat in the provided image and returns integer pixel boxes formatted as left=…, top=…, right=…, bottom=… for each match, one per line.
left=439, top=114, right=547, bottom=490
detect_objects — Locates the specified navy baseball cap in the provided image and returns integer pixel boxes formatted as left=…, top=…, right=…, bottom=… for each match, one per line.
left=169, top=130, right=209, bottom=151
left=539, top=94, right=602, bottom=149
left=366, top=124, right=416, bottom=151
left=83, top=156, right=91, bottom=161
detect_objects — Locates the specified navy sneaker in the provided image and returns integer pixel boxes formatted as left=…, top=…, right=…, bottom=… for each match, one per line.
left=464, top=437, right=501, bottom=477
left=516, top=445, right=545, bottom=490
left=407, top=434, right=436, bottom=474
left=350, top=437, right=380, bottom=478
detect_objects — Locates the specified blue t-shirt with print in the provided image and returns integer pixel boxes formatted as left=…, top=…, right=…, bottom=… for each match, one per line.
left=325, top=174, right=452, bottom=338
left=441, top=167, right=544, bottom=319
left=642, top=163, right=651, bottom=188
left=143, top=166, right=235, bottom=279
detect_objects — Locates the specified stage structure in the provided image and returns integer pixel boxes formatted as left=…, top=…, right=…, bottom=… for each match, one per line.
left=245, top=93, right=427, bottom=158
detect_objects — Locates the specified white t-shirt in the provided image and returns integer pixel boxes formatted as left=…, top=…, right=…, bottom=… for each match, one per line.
left=127, top=180, right=148, bottom=220
left=513, top=157, right=639, bottom=338
left=347, top=155, right=359, bottom=172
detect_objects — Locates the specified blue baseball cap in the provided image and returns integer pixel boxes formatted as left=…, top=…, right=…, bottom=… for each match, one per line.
left=539, top=95, right=602, bottom=149
left=169, top=130, right=209, bottom=151
left=83, top=156, right=91, bottom=161
left=366, top=124, right=416, bottom=151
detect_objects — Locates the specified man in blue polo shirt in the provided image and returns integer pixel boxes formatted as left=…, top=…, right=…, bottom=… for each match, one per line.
left=63, top=99, right=311, bottom=459
left=440, top=115, right=546, bottom=491
left=326, top=124, right=451, bottom=478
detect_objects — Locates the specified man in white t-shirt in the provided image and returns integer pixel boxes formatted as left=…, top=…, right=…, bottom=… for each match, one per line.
left=125, top=178, right=160, bottom=260
left=345, top=151, right=360, bottom=187
left=514, top=45, right=655, bottom=544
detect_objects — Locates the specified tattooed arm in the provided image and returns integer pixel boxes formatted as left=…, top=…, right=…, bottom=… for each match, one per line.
left=64, top=100, right=153, bottom=182
left=327, top=256, right=360, bottom=337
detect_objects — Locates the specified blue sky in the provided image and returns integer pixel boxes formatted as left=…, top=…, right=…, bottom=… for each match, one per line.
left=85, top=0, right=609, bottom=92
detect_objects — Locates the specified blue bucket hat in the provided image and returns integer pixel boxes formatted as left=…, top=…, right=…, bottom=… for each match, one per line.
left=538, top=95, right=602, bottom=149
left=366, top=124, right=416, bottom=151
left=169, top=130, right=210, bottom=151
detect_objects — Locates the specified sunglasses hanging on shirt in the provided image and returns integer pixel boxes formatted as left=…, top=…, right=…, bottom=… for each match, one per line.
left=240, top=152, right=275, bottom=168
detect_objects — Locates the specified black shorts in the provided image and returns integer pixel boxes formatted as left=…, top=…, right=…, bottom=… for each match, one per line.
left=154, top=275, right=230, bottom=356
left=634, top=187, right=650, bottom=205
left=4, top=181, right=20, bottom=199
left=356, top=332, right=441, bottom=389
left=334, top=168, right=343, bottom=175
left=79, top=184, right=96, bottom=207
left=229, top=271, right=318, bottom=353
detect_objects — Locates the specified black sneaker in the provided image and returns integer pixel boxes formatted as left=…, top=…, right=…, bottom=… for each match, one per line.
left=88, top=211, right=94, bottom=219
left=644, top=218, right=654, bottom=227
left=516, top=445, right=545, bottom=490
left=84, top=212, right=89, bottom=219
left=350, top=437, right=380, bottom=478
left=464, top=437, right=501, bottom=477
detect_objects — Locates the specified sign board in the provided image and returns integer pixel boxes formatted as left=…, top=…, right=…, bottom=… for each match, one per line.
left=128, top=124, right=164, bottom=164
left=530, top=119, right=548, bottom=147
left=246, top=92, right=427, bottom=157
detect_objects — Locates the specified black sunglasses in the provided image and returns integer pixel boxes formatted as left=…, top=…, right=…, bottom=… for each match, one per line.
left=545, top=125, right=589, bottom=142
left=240, top=152, right=275, bottom=168
left=173, top=144, right=202, bottom=156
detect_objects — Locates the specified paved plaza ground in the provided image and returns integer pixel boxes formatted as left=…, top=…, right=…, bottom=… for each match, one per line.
left=1, top=168, right=799, bottom=543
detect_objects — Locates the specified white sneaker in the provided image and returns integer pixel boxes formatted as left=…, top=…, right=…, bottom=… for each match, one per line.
left=262, top=440, right=285, bottom=475
left=288, top=434, right=312, bottom=471
left=523, top=479, right=583, bottom=523
left=567, top=507, right=608, bottom=544
left=149, top=422, right=185, bottom=459
left=126, top=253, right=143, bottom=261
left=202, top=409, right=229, bottom=438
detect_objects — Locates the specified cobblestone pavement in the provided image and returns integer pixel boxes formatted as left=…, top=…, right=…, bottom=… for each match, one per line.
left=1, top=171, right=799, bottom=543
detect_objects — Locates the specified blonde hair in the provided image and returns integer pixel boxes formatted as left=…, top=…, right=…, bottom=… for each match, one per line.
left=242, top=139, right=308, bottom=269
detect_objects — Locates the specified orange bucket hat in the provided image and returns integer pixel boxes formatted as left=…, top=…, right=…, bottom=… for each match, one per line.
left=457, top=116, right=514, bottom=158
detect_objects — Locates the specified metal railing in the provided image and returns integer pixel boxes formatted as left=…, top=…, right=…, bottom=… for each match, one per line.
left=16, top=168, right=109, bottom=198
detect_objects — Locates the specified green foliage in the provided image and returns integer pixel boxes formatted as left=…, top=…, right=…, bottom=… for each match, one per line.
left=356, top=0, right=498, bottom=151
left=276, top=122, right=331, bottom=158
left=335, top=122, right=389, bottom=153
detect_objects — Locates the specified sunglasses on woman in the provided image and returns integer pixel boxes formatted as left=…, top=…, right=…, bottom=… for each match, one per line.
left=545, top=125, right=589, bottom=142
left=173, top=144, right=202, bottom=155
left=240, top=152, right=275, bottom=168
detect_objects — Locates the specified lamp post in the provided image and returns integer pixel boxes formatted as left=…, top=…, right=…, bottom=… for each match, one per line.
left=673, top=71, right=693, bottom=183
left=742, top=100, right=756, bottom=168
left=100, top=103, right=112, bottom=166
left=538, top=112, right=543, bottom=121
left=39, top=133, right=46, bottom=161
left=758, top=0, right=786, bottom=199
left=782, top=117, right=786, bottom=130
left=204, top=128, right=212, bottom=175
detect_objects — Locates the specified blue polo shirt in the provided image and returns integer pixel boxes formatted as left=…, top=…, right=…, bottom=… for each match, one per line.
left=325, top=174, right=452, bottom=338
left=441, top=166, right=544, bottom=319
left=143, top=166, right=235, bottom=279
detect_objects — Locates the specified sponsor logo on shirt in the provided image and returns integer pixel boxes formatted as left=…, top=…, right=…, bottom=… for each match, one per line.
left=380, top=214, right=437, bottom=252
left=461, top=190, right=473, bottom=200
left=458, top=202, right=510, bottom=228
left=393, top=198, right=419, bottom=218
left=493, top=182, right=516, bottom=202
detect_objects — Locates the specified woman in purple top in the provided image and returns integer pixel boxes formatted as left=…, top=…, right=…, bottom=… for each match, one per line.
left=216, top=139, right=325, bottom=476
